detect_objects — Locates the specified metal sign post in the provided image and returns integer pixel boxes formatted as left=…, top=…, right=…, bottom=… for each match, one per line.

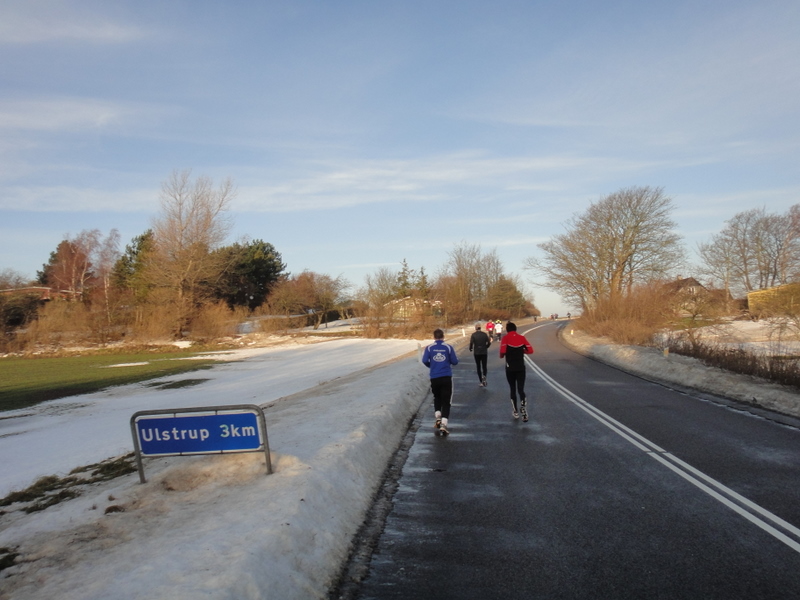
left=130, top=404, right=272, bottom=483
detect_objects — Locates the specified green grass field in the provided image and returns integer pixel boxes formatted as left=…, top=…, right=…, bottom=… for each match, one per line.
left=0, top=351, right=220, bottom=412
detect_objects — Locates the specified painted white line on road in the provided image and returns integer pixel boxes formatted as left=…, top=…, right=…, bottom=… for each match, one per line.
left=526, top=356, right=800, bottom=555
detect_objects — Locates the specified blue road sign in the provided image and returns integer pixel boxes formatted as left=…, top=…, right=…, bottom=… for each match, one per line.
left=135, top=411, right=262, bottom=456
left=130, top=405, right=272, bottom=482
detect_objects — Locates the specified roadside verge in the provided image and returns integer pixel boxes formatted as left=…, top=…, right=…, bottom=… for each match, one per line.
left=558, top=325, right=800, bottom=421
left=0, top=352, right=432, bottom=600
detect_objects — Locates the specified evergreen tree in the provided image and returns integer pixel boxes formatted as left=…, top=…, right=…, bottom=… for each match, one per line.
left=113, top=230, right=155, bottom=302
left=415, top=266, right=431, bottom=300
left=212, top=239, right=287, bottom=310
left=396, top=259, right=415, bottom=299
left=486, top=276, right=528, bottom=317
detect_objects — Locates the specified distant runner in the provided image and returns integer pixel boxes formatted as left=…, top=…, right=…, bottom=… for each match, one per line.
left=469, top=323, right=491, bottom=387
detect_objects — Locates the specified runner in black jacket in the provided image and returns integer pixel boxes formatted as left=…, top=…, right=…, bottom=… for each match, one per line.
left=499, top=322, right=534, bottom=421
left=469, top=323, right=491, bottom=386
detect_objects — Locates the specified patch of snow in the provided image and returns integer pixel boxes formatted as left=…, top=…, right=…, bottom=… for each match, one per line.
left=561, top=323, right=800, bottom=419
left=0, top=336, right=428, bottom=599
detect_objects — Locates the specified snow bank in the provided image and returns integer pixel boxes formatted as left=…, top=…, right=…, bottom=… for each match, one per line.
left=0, top=338, right=431, bottom=600
left=560, top=326, right=800, bottom=419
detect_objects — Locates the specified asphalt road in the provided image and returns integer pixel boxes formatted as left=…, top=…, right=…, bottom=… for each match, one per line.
left=347, top=320, right=800, bottom=600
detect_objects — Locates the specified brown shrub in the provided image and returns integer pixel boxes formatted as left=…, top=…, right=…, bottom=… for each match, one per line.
left=189, top=302, right=237, bottom=341
left=577, top=284, right=675, bottom=345
left=18, top=300, right=92, bottom=348
left=129, top=296, right=182, bottom=341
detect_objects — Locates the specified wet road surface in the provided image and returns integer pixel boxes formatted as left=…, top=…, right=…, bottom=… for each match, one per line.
left=345, top=321, right=800, bottom=600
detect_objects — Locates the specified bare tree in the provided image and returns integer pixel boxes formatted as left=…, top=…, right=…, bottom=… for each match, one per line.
left=788, top=205, right=800, bottom=282
left=697, top=234, right=737, bottom=311
left=94, top=229, right=121, bottom=326
left=37, top=229, right=124, bottom=301
left=358, top=266, right=399, bottom=333
left=698, top=205, right=800, bottom=297
left=725, top=209, right=761, bottom=293
left=756, top=209, right=800, bottom=288
left=146, top=170, right=235, bottom=334
left=526, top=186, right=685, bottom=311
left=363, top=266, right=399, bottom=306
left=0, top=269, right=40, bottom=346
left=0, top=269, right=31, bottom=289
left=438, top=242, right=504, bottom=321
left=39, top=232, right=97, bottom=297
left=267, top=271, right=350, bottom=330
left=296, top=271, right=350, bottom=329
left=267, top=276, right=304, bottom=323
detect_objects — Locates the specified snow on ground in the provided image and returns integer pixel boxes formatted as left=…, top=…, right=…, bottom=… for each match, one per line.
left=561, top=320, right=800, bottom=419
left=0, top=335, right=431, bottom=600
left=1, top=321, right=798, bottom=599
left=0, top=336, right=418, bottom=498
left=686, top=319, right=800, bottom=356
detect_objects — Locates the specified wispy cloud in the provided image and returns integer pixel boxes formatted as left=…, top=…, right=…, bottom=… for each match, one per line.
left=673, top=187, right=800, bottom=222
left=7, top=149, right=792, bottom=222
left=0, top=97, right=140, bottom=132
left=0, top=3, right=146, bottom=44
left=454, top=4, right=800, bottom=155
left=0, top=185, right=158, bottom=212
left=234, top=152, right=692, bottom=213
left=0, top=96, right=168, bottom=133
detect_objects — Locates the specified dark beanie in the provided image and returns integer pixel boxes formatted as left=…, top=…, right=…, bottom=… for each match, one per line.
left=506, top=322, right=517, bottom=332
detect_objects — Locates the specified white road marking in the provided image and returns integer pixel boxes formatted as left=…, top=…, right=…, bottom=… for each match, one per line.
left=527, top=355, right=800, bottom=555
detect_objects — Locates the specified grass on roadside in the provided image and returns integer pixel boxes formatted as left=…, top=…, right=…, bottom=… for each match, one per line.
left=0, top=350, right=220, bottom=412
left=0, top=454, right=138, bottom=513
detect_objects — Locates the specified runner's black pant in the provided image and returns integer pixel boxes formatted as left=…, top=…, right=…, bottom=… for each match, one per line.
left=430, top=376, right=453, bottom=419
left=505, top=369, right=526, bottom=409
left=473, top=354, right=488, bottom=380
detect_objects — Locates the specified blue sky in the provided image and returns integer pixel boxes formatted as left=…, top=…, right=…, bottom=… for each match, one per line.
left=1, top=0, right=798, bottom=314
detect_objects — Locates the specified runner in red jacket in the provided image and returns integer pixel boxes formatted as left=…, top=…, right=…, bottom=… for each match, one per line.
left=499, top=322, right=534, bottom=422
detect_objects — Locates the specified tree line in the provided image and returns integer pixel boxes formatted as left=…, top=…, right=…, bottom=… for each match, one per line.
left=527, top=186, right=799, bottom=309
left=1, top=171, right=537, bottom=350
left=697, top=205, right=800, bottom=298
left=525, top=185, right=800, bottom=343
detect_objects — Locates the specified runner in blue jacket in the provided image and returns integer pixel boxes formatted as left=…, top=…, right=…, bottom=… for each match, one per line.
left=422, top=328, right=459, bottom=435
